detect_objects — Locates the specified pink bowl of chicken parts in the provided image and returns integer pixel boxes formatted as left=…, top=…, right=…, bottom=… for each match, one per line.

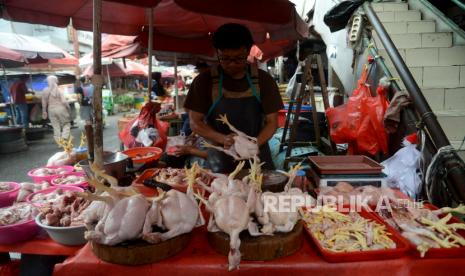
left=27, top=165, right=75, bottom=184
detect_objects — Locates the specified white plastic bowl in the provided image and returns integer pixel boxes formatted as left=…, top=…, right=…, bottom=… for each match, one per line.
left=35, top=214, right=87, bottom=246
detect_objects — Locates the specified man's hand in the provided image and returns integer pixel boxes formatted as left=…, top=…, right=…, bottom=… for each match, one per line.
left=42, top=112, right=48, bottom=120
left=223, top=134, right=235, bottom=149
left=173, top=145, right=192, bottom=157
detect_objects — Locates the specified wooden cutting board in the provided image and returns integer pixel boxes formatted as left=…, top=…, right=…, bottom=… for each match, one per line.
left=91, top=232, right=191, bottom=265
left=207, top=221, right=303, bottom=261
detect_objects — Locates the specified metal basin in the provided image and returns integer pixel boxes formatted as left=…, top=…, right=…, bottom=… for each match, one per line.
left=78, top=151, right=131, bottom=181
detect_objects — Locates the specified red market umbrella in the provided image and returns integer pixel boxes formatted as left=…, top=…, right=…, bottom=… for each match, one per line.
left=0, top=32, right=65, bottom=60
left=249, top=39, right=296, bottom=63
left=83, top=60, right=148, bottom=77
left=0, top=45, right=26, bottom=68
left=0, top=0, right=158, bottom=35
left=0, top=0, right=307, bottom=39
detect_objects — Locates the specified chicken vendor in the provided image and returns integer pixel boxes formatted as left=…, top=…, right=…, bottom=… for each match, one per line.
left=184, top=23, right=283, bottom=173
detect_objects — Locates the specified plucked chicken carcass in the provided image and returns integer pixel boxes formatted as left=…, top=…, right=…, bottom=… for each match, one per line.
left=203, top=114, right=259, bottom=160
left=84, top=192, right=149, bottom=245
left=80, top=163, right=149, bottom=245
left=253, top=163, right=309, bottom=235
left=47, top=137, right=78, bottom=166
left=195, top=162, right=262, bottom=271
left=142, top=164, right=205, bottom=244
left=196, top=161, right=249, bottom=201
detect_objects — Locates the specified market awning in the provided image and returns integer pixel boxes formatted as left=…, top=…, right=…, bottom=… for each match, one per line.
left=82, top=60, right=148, bottom=77
left=249, top=39, right=297, bottom=62
left=0, top=0, right=308, bottom=39
left=0, top=45, right=26, bottom=68
left=0, top=32, right=65, bottom=60
left=0, top=0, right=157, bottom=35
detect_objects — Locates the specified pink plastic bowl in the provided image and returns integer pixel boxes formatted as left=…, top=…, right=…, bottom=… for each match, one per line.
left=27, top=165, right=75, bottom=183
left=26, top=186, right=84, bottom=207
left=0, top=182, right=20, bottom=208
left=51, top=172, right=88, bottom=187
left=0, top=219, right=40, bottom=244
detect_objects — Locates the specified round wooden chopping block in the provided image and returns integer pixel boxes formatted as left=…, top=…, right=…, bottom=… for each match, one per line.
left=236, top=169, right=288, bottom=193
left=207, top=221, right=303, bottom=261
left=91, top=232, right=191, bottom=265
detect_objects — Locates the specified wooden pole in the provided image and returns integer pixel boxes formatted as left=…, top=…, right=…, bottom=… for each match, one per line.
left=174, top=53, right=178, bottom=111
left=71, top=26, right=81, bottom=74
left=92, top=0, right=104, bottom=168
left=147, top=8, right=154, bottom=99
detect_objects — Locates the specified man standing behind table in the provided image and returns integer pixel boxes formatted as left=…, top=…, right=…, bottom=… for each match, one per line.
left=184, top=23, right=283, bottom=173
left=9, top=75, right=29, bottom=128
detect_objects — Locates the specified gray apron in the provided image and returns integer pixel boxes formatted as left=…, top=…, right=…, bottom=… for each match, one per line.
left=206, top=69, right=274, bottom=173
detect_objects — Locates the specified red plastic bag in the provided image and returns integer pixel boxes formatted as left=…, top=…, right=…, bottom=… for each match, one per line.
left=119, top=102, right=169, bottom=149
left=356, top=78, right=390, bottom=155
left=326, top=104, right=357, bottom=143
left=326, top=65, right=370, bottom=143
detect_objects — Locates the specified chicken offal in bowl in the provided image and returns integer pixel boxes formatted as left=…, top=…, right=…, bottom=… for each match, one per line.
left=51, top=172, right=87, bottom=187
left=27, top=165, right=74, bottom=183
left=0, top=182, right=20, bottom=208
left=26, top=186, right=84, bottom=207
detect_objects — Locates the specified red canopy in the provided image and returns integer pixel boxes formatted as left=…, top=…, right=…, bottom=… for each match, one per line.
left=1, top=0, right=307, bottom=38
left=249, top=39, right=296, bottom=62
left=0, top=45, right=26, bottom=68
left=83, top=60, right=148, bottom=77
left=1, top=0, right=153, bottom=35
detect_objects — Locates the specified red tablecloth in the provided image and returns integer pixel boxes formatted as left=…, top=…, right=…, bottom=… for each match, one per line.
left=54, top=227, right=465, bottom=276
left=0, top=231, right=82, bottom=256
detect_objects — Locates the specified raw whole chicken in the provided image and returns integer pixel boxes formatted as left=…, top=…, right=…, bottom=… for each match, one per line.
left=196, top=161, right=249, bottom=201
left=142, top=164, right=205, bottom=244
left=204, top=114, right=259, bottom=160
left=195, top=162, right=262, bottom=271
left=47, top=137, right=77, bottom=166
left=85, top=193, right=150, bottom=245
left=78, top=164, right=138, bottom=232
left=253, top=163, right=309, bottom=235
left=47, top=151, right=77, bottom=166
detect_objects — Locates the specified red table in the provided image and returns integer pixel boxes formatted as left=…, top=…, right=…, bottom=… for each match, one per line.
left=0, top=231, right=82, bottom=256
left=54, top=227, right=465, bottom=276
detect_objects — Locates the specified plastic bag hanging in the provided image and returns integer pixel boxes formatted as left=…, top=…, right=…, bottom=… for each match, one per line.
left=324, top=0, right=365, bottom=32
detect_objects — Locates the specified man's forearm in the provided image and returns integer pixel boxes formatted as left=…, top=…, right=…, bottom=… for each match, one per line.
left=190, top=119, right=225, bottom=145
left=257, top=121, right=277, bottom=146
left=257, top=113, right=278, bottom=146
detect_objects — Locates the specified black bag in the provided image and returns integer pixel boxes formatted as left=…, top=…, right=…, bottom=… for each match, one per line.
left=324, top=0, right=365, bottom=32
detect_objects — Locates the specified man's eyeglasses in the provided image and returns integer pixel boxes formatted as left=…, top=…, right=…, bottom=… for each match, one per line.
left=217, top=54, right=248, bottom=64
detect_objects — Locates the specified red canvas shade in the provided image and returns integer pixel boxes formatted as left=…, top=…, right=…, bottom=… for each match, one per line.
left=1, top=0, right=155, bottom=35
left=0, top=0, right=307, bottom=38
left=82, top=60, right=148, bottom=77
left=0, top=45, right=26, bottom=68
